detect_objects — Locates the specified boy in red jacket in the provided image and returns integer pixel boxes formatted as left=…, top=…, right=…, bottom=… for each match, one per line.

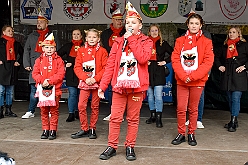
left=32, top=33, right=65, bottom=140
left=98, top=2, right=153, bottom=161
left=71, top=28, right=108, bottom=139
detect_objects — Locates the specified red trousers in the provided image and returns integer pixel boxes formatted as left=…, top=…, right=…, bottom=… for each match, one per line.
left=108, top=91, right=143, bottom=149
left=40, top=96, right=60, bottom=131
left=176, top=85, right=203, bottom=135
left=78, top=89, right=100, bottom=131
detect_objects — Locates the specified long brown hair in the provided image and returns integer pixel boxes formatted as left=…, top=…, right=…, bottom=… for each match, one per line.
left=224, top=26, right=246, bottom=45
left=147, top=24, right=163, bottom=46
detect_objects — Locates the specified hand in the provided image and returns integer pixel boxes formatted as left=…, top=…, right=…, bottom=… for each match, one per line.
left=219, top=66, right=225, bottom=72
left=124, top=29, right=132, bottom=39
left=0, top=61, right=3, bottom=64
left=236, top=65, right=246, bottom=73
left=85, top=78, right=92, bottom=85
left=14, top=62, right=20, bottom=66
left=185, top=77, right=191, bottom=83
left=148, top=61, right=151, bottom=65
left=90, top=78, right=96, bottom=84
left=66, top=63, right=72, bottom=67
left=25, top=67, right=32, bottom=71
left=42, top=79, right=49, bottom=87
left=157, top=61, right=166, bottom=66
left=98, top=89, right=105, bottom=99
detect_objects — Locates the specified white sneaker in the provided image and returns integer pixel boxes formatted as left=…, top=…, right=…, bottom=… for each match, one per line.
left=103, top=114, right=111, bottom=121
left=197, top=121, right=205, bottom=129
left=185, top=120, right=189, bottom=126
left=22, top=112, right=35, bottom=119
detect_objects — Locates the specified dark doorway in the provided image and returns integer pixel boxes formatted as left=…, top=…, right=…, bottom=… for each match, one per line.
left=0, top=0, right=11, bottom=29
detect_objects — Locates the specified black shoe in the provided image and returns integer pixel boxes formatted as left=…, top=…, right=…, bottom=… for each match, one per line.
left=171, top=134, right=186, bottom=145
left=145, top=110, right=156, bottom=124
left=74, top=111, right=79, bottom=119
left=99, top=146, right=116, bottom=160
left=126, top=146, right=136, bottom=161
left=0, top=106, right=4, bottom=119
left=71, top=130, right=89, bottom=139
left=156, top=112, right=163, bottom=128
left=48, top=130, right=56, bottom=140
left=41, top=130, right=49, bottom=139
left=188, top=134, right=197, bottom=146
left=89, top=129, right=97, bottom=139
left=5, top=105, right=17, bottom=117
left=66, top=113, right=75, bottom=122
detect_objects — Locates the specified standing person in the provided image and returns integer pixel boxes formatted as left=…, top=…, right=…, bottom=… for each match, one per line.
left=101, top=8, right=126, bottom=121
left=32, top=33, right=65, bottom=140
left=215, top=26, right=248, bottom=132
left=98, top=2, right=152, bottom=161
left=57, top=29, right=83, bottom=122
left=171, top=13, right=214, bottom=146
left=0, top=25, right=23, bottom=118
left=71, top=28, right=108, bottom=139
left=22, top=13, right=59, bottom=119
left=145, top=24, right=173, bottom=128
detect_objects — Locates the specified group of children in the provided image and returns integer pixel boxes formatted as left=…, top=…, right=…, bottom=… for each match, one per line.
left=32, top=1, right=151, bottom=161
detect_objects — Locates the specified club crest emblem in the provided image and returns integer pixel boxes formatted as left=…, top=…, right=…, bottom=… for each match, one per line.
left=21, top=0, right=53, bottom=20
left=63, top=0, right=93, bottom=21
left=183, top=53, right=196, bottom=67
left=42, top=89, right=53, bottom=97
left=104, top=0, right=126, bottom=19
left=219, top=0, right=247, bottom=20
left=140, top=0, right=169, bottom=18
left=127, top=60, right=136, bottom=77
left=118, top=61, right=126, bottom=77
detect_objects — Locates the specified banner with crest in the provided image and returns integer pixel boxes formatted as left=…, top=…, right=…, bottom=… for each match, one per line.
left=20, top=0, right=248, bottom=25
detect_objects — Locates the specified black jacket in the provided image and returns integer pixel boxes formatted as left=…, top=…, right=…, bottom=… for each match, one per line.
left=215, top=40, right=248, bottom=91
left=148, top=40, right=173, bottom=87
left=0, top=38, right=23, bottom=85
left=101, top=26, right=126, bottom=53
left=57, top=42, right=83, bottom=87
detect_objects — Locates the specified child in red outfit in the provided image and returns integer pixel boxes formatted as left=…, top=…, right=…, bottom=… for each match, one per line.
left=71, top=28, right=108, bottom=139
left=98, top=2, right=153, bottom=161
left=32, top=33, right=65, bottom=140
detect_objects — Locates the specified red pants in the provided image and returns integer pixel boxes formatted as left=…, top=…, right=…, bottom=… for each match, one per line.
left=78, top=89, right=100, bottom=131
left=40, top=96, right=60, bottom=131
left=108, top=92, right=143, bottom=149
left=176, top=85, right=203, bottom=135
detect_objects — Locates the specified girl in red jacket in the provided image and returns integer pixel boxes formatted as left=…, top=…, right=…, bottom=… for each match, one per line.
left=71, top=29, right=108, bottom=140
left=32, top=33, right=65, bottom=140
left=98, top=2, right=152, bottom=161
left=171, top=13, right=214, bottom=146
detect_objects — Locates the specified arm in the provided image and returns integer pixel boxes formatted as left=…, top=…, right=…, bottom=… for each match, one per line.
left=23, top=36, right=31, bottom=68
left=74, top=48, right=89, bottom=81
left=94, top=48, right=108, bottom=83
left=32, top=58, right=43, bottom=84
left=163, top=41, right=173, bottom=63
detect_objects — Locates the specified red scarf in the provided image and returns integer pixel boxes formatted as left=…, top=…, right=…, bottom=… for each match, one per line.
left=226, top=38, right=239, bottom=59
left=40, top=52, right=56, bottom=79
left=2, top=35, right=16, bottom=60
left=149, top=36, right=160, bottom=60
left=35, top=28, right=49, bottom=53
left=183, top=30, right=202, bottom=51
left=84, top=42, right=100, bottom=58
left=69, top=39, right=83, bottom=57
left=109, top=24, right=123, bottom=47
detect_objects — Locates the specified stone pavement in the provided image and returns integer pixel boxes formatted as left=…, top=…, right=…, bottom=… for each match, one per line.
left=0, top=101, right=248, bottom=165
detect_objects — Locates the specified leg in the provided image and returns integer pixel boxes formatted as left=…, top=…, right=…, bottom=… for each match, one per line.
left=5, top=85, right=17, bottom=117
left=28, top=84, right=38, bottom=113
left=146, top=86, right=156, bottom=124
left=40, top=106, right=50, bottom=131
left=66, top=86, right=78, bottom=122
left=49, top=96, right=60, bottom=131
left=0, top=85, right=5, bottom=107
left=197, top=89, right=204, bottom=122
left=78, top=89, right=91, bottom=131
left=154, top=86, right=164, bottom=128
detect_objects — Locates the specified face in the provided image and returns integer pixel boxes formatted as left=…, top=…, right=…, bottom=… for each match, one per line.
left=125, top=17, right=142, bottom=35
left=85, top=31, right=100, bottom=46
left=112, top=18, right=123, bottom=29
left=228, top=28, right=239, bottom=40
left=3, top=27, right=14, bottom=37
left=37, top=20, right=48, bottom=30
left=149, top=26, right=159, bottom=38
left=72, top=30, right=82, bottom=40
left=42, top=46, right=56, bottom=56
left=187, top=18, right=202, bottom=34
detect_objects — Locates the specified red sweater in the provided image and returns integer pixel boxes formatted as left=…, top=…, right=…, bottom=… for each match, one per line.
left=99, top=33, right=153, bottom=94
left=171, top=35, right=214, bottom=86
left=32, top=53, right=65, bottom=96
left=74, top=46, right=108, bottom=83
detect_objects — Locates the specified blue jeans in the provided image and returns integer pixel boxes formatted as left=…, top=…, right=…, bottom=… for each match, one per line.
left=108, top=84, right=112, bottom=108
left=197, top=89, right=204, bottom=122
left=0, top=85, right=14, bottom=106
left=227, top=91, right=242, bottom=117
left=147, top=86, right=164, bottom=112
left=28, top=84, right=38, bottom=113
left=67, top=86, right=80, bottom=113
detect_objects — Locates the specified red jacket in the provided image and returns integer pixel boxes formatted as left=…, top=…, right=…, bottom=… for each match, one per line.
left=74, top=46, right=108, bottom=83
left=171, top=35, right=214, bottom=86
left=32, top=53, right=65, bottom=96
left=99, top=33, right=153, bottom=94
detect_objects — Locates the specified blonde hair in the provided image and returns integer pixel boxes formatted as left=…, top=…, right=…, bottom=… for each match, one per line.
left=224, top=26, right=246, bottom=45
left=147, top=24, right=163, bottom=46
left=84, top=28, right=102, bottom=38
